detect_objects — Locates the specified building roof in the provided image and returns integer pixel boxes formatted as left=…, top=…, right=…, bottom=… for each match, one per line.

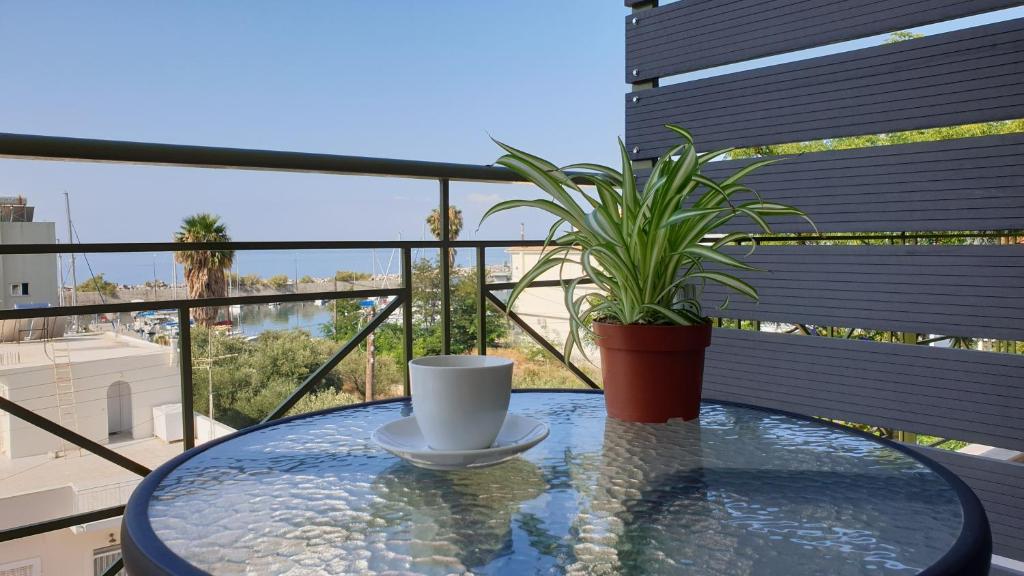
left=0, top=435, right=181, bottom=504
left=0, top=332, right=169, bottom=372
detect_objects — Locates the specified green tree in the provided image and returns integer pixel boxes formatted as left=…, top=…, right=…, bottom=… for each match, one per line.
left=408, top=257, right=506, bottom=356
left=76, top=273, right=118, bottom=297
left=323, top=257, right=508, bottom=358
left=426, top=205, right=464, bottom=268
left=173, top=213, right=234, bottom=327
left=335, top=270, right=372, bottom=283
left=884, top=31, right=923, bottom=44
left=265, top=274, right=290, bottom=290
left=730, top=32, right=1023, bottom=160
left=321, top=298, right=365, bottom=342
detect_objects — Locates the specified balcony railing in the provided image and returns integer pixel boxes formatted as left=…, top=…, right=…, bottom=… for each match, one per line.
left=0, top=131, right=601, bottom=548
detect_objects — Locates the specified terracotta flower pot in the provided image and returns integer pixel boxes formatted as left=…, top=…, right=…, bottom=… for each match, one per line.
left=593, top=321, right=712, bottom=423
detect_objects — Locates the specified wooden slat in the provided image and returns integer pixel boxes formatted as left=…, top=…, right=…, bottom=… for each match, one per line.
left=703, top=328, right=1024, bottom=451
left=698, top=244, right=1024, bottom=340
left=691, top=133, right=1024, bottom=233
left=626, top=0, right=1024, bottom=81
left=626, top=19, right=1024, bottom=156
left=907, top=447, right=1024, bottom=561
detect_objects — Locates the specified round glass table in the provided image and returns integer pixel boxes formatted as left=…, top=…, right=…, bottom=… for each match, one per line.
left=122, top=391, right=990, bottom=575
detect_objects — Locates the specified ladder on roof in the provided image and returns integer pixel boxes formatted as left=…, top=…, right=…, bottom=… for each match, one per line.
left=50, top=338, right=80, bottom=457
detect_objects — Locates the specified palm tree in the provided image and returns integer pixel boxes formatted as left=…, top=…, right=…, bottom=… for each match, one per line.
left=426, top=206, right=463, bottom=268
left=173, top=213, right=235, bottom=327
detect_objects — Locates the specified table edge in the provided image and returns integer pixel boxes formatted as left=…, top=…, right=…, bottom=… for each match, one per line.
left=121, top=388, right=991, bottom=576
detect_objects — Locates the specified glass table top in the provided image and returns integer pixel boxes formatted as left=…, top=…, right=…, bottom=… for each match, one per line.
left=143, top=392, right=965, bottom=575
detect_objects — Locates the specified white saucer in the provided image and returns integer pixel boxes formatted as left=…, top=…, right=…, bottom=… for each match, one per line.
left=372, top=413, right=549, bottom=470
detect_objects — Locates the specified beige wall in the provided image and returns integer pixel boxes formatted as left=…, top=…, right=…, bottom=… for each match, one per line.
left=0, top=521, right=122, bottom=576
left=0, top=486, right=73, bottom=531
left=0, top=222, right=59, bottom=310
left=1, top=342, right=180, bottom=459
left=507, top=247, right=597, bottom=359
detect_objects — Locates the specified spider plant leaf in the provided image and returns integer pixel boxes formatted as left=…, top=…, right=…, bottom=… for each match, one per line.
left=562, top=163, right=624, bottom=187
left=543, top=218, right=566, bottom=248
left=739, top=202, right=818, bottom=233
left=493, top=138, right=582, bottom=192
left=585, top=210, right=624, bottom=246
left=642, top=303, right=703, bottom=326
left=692, top=174, right=735, bottom=208
left=691, top=271, right=759, bottom=301
left=679, top=245, right=759, bottom=271
left=618, top=138, right=638, bottom=231
left=479, top=198, right=583, bottom=231
left=711, top=232, right=753, bottom=248
left=496, top=154, right=587, bottom=222
left=722, top=158, right=778, bottom=187
left=735, top=207, right=773, bottom=233
left=664, top=124, right=694, bottom=145
left=562, top=278, right=589, bottom=359
left=505, top=247, right=572, bottom=312
left=697, top=147, right=734, bottom=165
left=664, top=206, right=731, bottom=226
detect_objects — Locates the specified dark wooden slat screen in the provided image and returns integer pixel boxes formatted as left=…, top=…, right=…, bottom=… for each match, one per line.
left=699, top=245, right=1024, bottom=340
left=626, top=18, right=1024, bottom=157
left=908, top=447, right=1024, bottom=561
left=627, top=0, right=1024, bottom=81
left=627, top=1, right=1024, bottom=562
left=638, top=133, right=1024, bottom=233
left=703, top=328, right=1024, bottom=451
left=705, top=134, right=1024, bottom=233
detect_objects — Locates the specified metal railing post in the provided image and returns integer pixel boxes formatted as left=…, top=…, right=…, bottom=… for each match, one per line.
left=178, top=307, right=196, bottom=449
left=439, top=179, right=451, bottom=355
left=402, top=247, right=414, bottom=396
left=476, top=245, right=486, bottom=355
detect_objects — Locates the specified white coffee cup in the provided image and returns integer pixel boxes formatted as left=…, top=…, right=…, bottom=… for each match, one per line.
left=410, top=355, right=514, bottom=450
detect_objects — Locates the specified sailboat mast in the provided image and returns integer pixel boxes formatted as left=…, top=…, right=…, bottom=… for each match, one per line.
left=64, top=192, right=78, bottom=309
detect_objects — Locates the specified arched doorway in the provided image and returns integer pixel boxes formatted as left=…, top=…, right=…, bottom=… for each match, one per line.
left=107, top=381, right=132, bottom=438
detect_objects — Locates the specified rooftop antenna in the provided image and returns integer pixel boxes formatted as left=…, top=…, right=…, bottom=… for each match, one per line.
left=520, top=222, right=525, bottom=240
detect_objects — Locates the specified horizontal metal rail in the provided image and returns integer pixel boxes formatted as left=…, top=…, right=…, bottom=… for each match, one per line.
left=0, top=239, right=553, bottom=255
left=0, top=132, right=532, bottom=182
left=0, top=288, right=401, bottom=320
left=0, top=131, right=614, bottom=549
left=0, top=231, right=1011, bottom=257
left=0, top=132, right=598, bottom=187
left=485, top=277, right=593, bottom=291
left=0, top=505, right=125, bottom=543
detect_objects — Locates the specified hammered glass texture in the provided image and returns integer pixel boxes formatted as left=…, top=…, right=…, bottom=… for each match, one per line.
left=148, top=393, right=963, bottom=575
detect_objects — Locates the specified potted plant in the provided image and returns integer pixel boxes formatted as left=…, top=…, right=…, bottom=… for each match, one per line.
left=481, top=125, right=812, bottom=423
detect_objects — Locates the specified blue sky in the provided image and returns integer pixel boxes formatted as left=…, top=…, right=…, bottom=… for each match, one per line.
left=0, top=1, right=625, bottom=282
left=1, top=3, right=1021, bottom=283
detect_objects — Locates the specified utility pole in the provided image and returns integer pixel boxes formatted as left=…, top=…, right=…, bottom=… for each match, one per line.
left=364, top=302, right=376, bottom=402
left=194, top=333, right=236, bottom=441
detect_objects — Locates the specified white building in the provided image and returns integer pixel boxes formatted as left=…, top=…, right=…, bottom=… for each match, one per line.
left=0, top=333, right=233, bottom=576
left=0, top=198, right=59, bottom=313
left=506, top=246, right=597, bottom=361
